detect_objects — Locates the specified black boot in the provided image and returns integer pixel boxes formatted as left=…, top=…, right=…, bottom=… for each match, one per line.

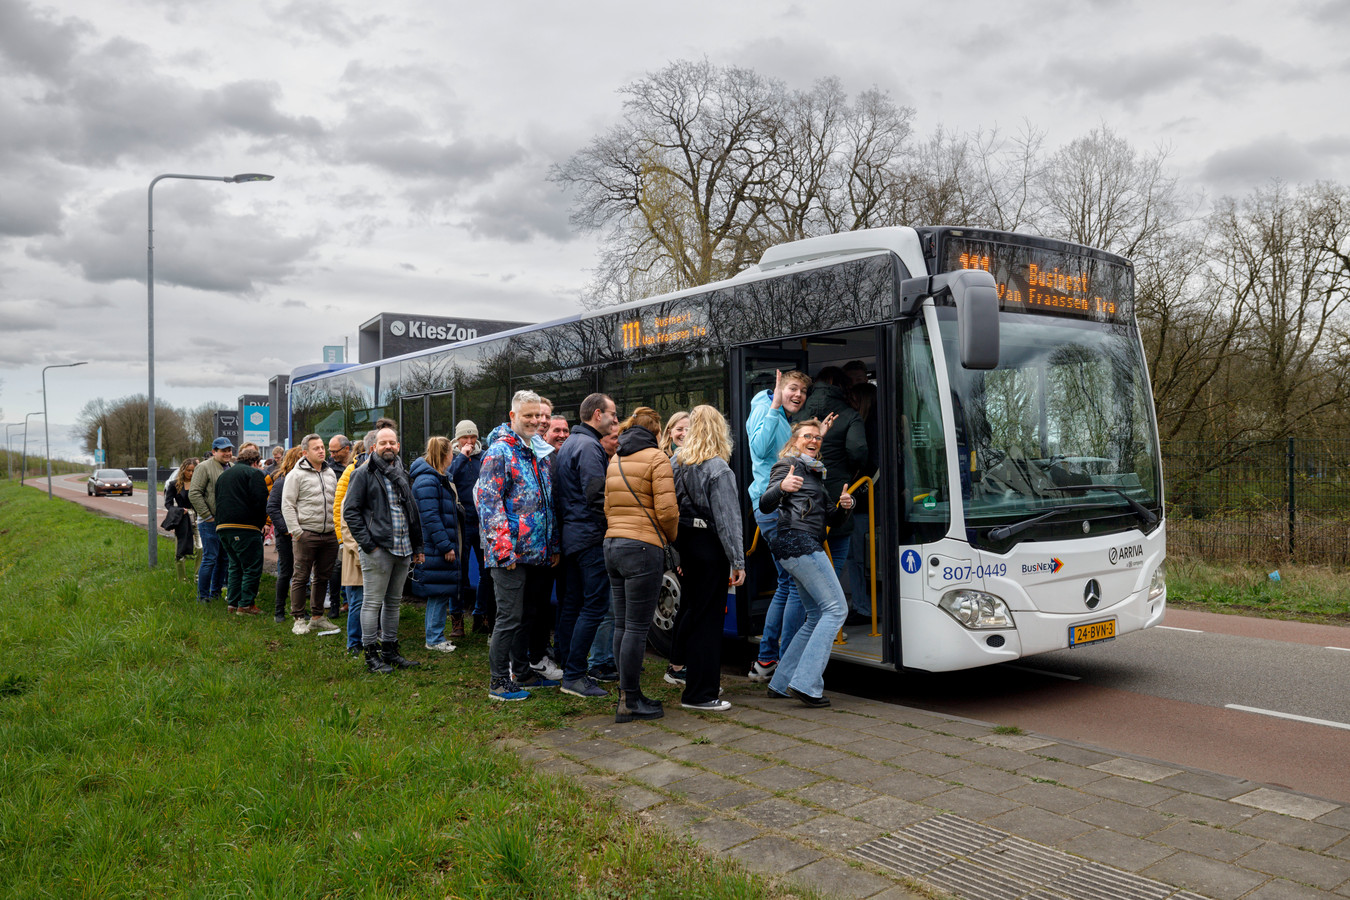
left=637, top=689, right=664, bottom=709
left=615, top=690, right=664, bottom=724
left=382, top=640, right=421, bottom=670
left=364, top=643, right=393, bottom=674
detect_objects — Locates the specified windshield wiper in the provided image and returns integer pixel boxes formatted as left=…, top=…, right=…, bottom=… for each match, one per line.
left=1044, top=484, right=1158, bottom=527
left=987, top=502, right=1105, bottom=542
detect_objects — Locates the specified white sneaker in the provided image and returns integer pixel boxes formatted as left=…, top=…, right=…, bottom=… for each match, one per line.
left=681, top=699, right=732, bottom=712
left=425, top=640, right=457, bottom=652
left=747, top=660, right=777, bottom=682
left=311, top=615, right=339, bottom=631
left=530, top=656, right=563, bottom=681
left=291, top=618, right=311, bottom=635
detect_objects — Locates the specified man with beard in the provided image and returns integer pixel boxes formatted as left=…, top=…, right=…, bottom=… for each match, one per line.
left=342, top=426, right=425, bottom=674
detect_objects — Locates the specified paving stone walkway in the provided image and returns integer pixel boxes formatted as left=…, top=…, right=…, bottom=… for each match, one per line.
left=505, top=682, right=1350, bottom=899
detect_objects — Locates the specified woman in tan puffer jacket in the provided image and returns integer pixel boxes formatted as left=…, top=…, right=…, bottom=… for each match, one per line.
left=603, top=407, right=678, bottom=722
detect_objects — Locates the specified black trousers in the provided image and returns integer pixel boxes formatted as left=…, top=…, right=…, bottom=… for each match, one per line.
left=274, top=531, right=293, bottom=619
left=671, top=527, right=730, bottom=704
left=525, top=563, right=559, bottom=664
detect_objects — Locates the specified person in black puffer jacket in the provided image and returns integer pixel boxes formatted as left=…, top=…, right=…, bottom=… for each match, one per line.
left=410, top=436, right=461, bottom=654
left=757, top=418, right=855, bottom=708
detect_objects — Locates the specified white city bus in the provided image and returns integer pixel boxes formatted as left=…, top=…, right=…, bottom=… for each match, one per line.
left=289, top=226, right=1166, bottom=672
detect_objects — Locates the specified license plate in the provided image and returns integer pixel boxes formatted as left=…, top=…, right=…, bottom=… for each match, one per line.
left=1069, top=618, right=1116, bottom=647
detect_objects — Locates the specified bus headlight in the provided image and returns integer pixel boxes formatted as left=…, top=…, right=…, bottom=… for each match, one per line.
left=1149, top=562, right=1166, bottom=601
left=939, top=590, right=1013, bottom=629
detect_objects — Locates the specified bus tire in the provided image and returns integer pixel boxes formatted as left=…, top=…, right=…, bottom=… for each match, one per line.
left=647, top=570, right=681, bottom=659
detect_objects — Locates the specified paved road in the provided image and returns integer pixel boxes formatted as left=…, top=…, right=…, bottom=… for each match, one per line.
left=39, top=472, right=1350, bottom=804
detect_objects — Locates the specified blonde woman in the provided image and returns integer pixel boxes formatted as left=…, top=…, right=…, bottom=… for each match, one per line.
left=410, top=436, right=462, bottom=653
left=266, top=447, right=305, bottom=623
left=668, top=406, right=745, bottom=711
left=163, top=459, right=199, bottom=578
left=658, top=410, right=690, bottom=458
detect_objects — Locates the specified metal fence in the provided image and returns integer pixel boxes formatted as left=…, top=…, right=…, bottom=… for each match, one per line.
left=1163, top=439, right=1350, bottom=566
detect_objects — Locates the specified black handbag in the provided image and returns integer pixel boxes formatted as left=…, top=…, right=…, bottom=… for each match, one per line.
left=160, top=506, right=184, bottom=532
left=618, top=460, right=680, bottom=572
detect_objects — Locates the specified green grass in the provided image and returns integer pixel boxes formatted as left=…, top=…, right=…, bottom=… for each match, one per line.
left=1166, top=557, right=1350, bottom=623
left=0, top=482, right=792, bottom=898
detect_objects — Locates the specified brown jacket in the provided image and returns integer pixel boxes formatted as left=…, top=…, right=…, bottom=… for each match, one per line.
left=604, top=428, right=678, bottom=548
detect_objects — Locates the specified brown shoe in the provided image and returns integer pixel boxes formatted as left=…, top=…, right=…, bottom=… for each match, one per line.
left=449, top=614, right=465, bottom=639
left=238, top=605, right=262, bottom=616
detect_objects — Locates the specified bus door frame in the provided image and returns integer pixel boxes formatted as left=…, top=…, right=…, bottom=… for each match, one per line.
left=872, top=322, right=902, bottom=669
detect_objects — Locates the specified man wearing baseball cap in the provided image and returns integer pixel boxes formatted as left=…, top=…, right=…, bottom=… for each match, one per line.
left=188, top=437, right=235, bottom=604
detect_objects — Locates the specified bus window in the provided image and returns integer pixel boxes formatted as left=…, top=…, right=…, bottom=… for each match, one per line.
left=899, top=320, right=950, bottom=545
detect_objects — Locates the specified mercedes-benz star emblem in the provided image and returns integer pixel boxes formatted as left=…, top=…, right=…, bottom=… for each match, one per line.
left=1084, top=579, right=1102, bottom=609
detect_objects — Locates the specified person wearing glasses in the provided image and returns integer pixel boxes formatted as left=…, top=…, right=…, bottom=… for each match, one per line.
left=757, top=419, right=854, bottom=707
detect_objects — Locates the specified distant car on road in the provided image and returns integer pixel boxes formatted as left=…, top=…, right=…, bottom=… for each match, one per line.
left=88, top=469, right=133, bottom=497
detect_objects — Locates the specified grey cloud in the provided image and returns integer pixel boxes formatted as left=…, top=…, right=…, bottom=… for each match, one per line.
left=275, top=0, right=390, bottom=47
left=346, top=133, right=524, bottom=181
left=1198, top=134, right=1350, bottom=190
left=0, top=299, right=48, bottom=331
left=463, top=176, right=575, bottom=243
left=0, top=0, right=88, bottom=83
left=1305, top=0, right=1350, bottom=26
left=205, top=81, right=324, bottom=140
left=0, top=163, right=69, bottom=236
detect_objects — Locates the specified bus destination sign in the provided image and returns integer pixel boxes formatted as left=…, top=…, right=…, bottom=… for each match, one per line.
left=943, top=237, right=1132, bottom=324
left=618, top=308, right=709, bottom=351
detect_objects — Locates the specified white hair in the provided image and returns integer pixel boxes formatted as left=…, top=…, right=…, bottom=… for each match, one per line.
left=511, top=389, right=541, bottom=412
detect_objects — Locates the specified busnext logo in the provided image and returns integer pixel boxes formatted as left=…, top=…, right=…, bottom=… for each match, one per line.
left=1021, top=557, right=1065, bottom=575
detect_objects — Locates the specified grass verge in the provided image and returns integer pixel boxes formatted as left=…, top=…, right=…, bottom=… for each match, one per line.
left=0, top=481, right=798, bottom=898
left=1166, top=557, right=1350, bottom=624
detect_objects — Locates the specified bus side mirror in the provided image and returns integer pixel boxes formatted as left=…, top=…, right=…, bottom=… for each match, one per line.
left=945, top=270, right=1000, bottom=370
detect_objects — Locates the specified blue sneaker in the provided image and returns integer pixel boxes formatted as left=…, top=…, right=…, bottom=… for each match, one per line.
left=516, top=671, right=560, bottom=689
left=489, top=678, right=530, bottom=702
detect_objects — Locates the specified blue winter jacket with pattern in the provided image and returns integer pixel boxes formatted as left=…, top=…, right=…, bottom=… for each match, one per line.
left=473, top=424, right=559, bottom=567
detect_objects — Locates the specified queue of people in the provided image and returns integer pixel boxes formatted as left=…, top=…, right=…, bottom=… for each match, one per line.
left=165, top=360, right=877, bottom=721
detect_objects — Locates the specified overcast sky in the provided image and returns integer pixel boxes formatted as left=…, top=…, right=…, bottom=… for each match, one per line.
left=3, top=0, right=1349, bottom=451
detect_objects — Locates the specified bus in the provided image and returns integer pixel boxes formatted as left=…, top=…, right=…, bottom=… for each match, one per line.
left=288, top=226, right=1166, bottom=673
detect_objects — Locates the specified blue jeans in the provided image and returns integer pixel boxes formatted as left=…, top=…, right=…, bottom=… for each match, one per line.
left=425, top=592, right=450, bottom=645
left=196, top=519, right=225, bottom=601
left=588, top=609, right=615, bottom=670
left=769, top=549, right=847, bottom=699
left=754, top=507, right=803, bottom=663
left=825, top=532, right=852, bottom=610
left=557, top=543, right=611, bottom=682
left=344, top=586, right=363, bottom=650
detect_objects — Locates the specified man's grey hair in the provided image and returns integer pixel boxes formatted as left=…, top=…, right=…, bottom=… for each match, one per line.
left=364, top=429, right=378, bottom=449
left=301, top=433, right=322, bottom=449
left=329, top=434, right=351, bottom=449
left=511, top=389, right=541, bottom=412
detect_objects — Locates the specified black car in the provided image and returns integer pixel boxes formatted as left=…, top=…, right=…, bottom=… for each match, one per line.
left=88, top=469, right=133, bottom=497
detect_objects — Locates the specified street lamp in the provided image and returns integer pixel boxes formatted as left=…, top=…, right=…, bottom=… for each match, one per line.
left=20, top=411, right=43, bottom=486
left=43, top=361, right=88, bottom=499
left=7, top=416, right=40, bottom=481
left=146, top=172, right=274, bottom=567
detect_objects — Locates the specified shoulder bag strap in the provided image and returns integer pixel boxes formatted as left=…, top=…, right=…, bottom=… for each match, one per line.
left=617, top=456, right=670, bottom=553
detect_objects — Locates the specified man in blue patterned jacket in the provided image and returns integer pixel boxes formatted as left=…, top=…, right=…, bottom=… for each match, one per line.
left=474, top=390, right=561, bottom=701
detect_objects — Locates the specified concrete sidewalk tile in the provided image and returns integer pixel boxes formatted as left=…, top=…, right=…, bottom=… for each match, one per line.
left=1001, top=781, right=1100, bottom=814
left=721, top=834, right=823, bottom=875
left=1016, top=758, right=1111, bottom=788
left=627, top=758, right=698, bottom=788
left=764, top=714, right=838, bottom=736
left=1156, top=793, right=1259, bottom=827
left=533, top=726, right=589, bottom=748
left=1235, top=812, right=1349, bottom=852
left=868, top=708, right=948, bottom=729
left=800, top=728, right=873, bottom=750
left=563, top=737, right=625, bottom=760
left=787, top=857, right=894, bottom=898
left=926, top=786, right=1022, bottom=820
left=1142, top=850, right=1269, bottom=899
left=843, top=735, right=920, bottom=761
left=1239, top=843, right=1350, bottom=890
left=1315, top=808, right=1350, bottom=830
left=664, top=743, right=729, bottom=764
left=742, top=764, right=822, bottom=792
left=975, top=732, right=1058, bottom=751
left=864, top=888, right=929, bottom=900
left=1157, top=770, right=1256, bottom=800
left=1242, top=879, right=1342, bottom=899
left=793, top=780, right=881, bottom=811
left=1155, top=820, right=1264, bottom=861
left=724, top=730, right=801, bottom=753
left=1072, top=798, right=1174, bottom=837
left=625, top=729, right=692, bottom=753
left=813, top=754, right=890, bottom=784
left=770, top=743, right=849, bottom=769
left=699, top=751, right=775, bottom=777
left=738, top=796, right=821, bottom=829
left=983, top=805, right=1095, bottom=845
left=694, top=722, right=762, bottom=744
left=1330, top=835, right=1350, bottom=861
left=1234, top=789, right=1342, bottom=821
left=535, top=756, right=589, bottom=777
left=846, top=796, right=932, bottom=831
left=1033, top=742, right=1115, bottom=767
left=731, top=708, right=789, bottom=727
left=1089, top=757, right=1184, bottom=782
left=870, top=770, right=949, bottom=801
left=668, top=771, right=746, bottom=803
left=571, top=714, right=618, bottom=729
left=1080, top=773, right=1180, bottom=806
left=947, top=764, right=1030, bottom=794
left=964, top=744, right=1039, bottom=770
left=891, top=749, right=967, bottom=776
left=513, top=745, right=556, bottom=763
left=1059, top=827, right=1179, bottom=872
left=939, top=721, right=999, bottom=739
left=613, top=785, right=668, bottom=812
left=706, top=788, right=773, bottom=811
left=905, top=733, right=979, bottom=755
left=685, top=815, right=762, bottom=852
left=789, top=813, right=886, bottom=851
left=646, top=801, right=704, bottom=831
left=588, top=747, right=665, bottom=774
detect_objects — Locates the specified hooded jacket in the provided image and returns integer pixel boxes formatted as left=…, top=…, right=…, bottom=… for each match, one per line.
left=554, top=422, right=610, bottom=555
left=447, top=443, right=483, bottom=535
left=603, top=425, right=678, bottom=548
left=281, top=456, right=337, bottom=535
left=474, top=423, right=559, bottom=567
left=408, top=455, right=461, bottom=599
left=745, top=389, right=793, bottom=506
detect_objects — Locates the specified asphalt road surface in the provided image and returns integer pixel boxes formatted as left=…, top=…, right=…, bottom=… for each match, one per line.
left=39, top=472, right=1350, bottom=803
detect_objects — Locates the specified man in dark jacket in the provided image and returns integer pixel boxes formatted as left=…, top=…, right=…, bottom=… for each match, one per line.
left=553, top=392, right=618, bottom=698
left=215, top=446, right=271, bottom=616
left=343, top=426, right=424, bottom=674
left=448, top=420, right=493, bottom=635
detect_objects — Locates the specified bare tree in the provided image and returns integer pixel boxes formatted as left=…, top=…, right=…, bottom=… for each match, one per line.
left=76, top=395, right=193, bottom=468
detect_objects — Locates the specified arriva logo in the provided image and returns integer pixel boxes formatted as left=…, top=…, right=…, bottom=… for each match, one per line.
left=394, top=320, right=479, bottom=342
left=1021, top=557, right=1065, bottom=575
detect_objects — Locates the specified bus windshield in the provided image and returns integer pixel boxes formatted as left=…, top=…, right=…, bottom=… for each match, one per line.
left=936, top=310, right=1162, bottom=532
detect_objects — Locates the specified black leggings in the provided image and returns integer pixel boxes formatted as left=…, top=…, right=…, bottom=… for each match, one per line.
left=274, top=531, right=293, bottom=619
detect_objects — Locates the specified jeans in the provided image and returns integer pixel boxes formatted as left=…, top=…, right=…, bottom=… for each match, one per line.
left=768, top=549, right=848, bottom=700
left=344, top=586, right=364, bottom=649
left=196, top=519, right=225, bottom=601
left=489, top=565, right=545, bottom=682
left=358, top=546, right=411, bottom=645
left=604, top=537, right=664, bottom=693
left=825, top=532, right=852, bottom=608
left=273, top=531, right=293, bottom=619
left=425, top=591, right=450, bottom=646
left=754, top=507, right=804, bottom=664
left=588, top=609, right=615, bottom=670
left=219, top=528, right=264, bottom=609
left=556, top=543, right=611, bottom=682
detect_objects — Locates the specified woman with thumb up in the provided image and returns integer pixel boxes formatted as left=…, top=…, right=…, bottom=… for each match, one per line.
left=757, top=419, right=855, bottom=707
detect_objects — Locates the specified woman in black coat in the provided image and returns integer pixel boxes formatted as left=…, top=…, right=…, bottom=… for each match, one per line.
left=163, top=459, right=198, bottom=578
left=410, top=436, right=461, bottom=653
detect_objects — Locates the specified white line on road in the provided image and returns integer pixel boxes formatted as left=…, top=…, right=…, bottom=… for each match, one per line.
left=1328, top=646, right=1350, bottom=653
left=1007, top=665, right=1081, bottom=681
left=1157, top=625, right=1204, bottom=633
left=1224, top=704, right=1350, bottom=732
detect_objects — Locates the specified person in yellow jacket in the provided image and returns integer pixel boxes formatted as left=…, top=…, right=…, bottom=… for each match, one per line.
left=334, top=430, right=378, bottom=656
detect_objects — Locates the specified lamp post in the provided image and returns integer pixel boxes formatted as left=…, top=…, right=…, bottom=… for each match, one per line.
left=146, top=172, right=274, bottom=567
left=7, top=417, right=39, bottom=481
left=21, top=411, right=43, bottom=486
left=43, top=361, right=88, bottom=499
